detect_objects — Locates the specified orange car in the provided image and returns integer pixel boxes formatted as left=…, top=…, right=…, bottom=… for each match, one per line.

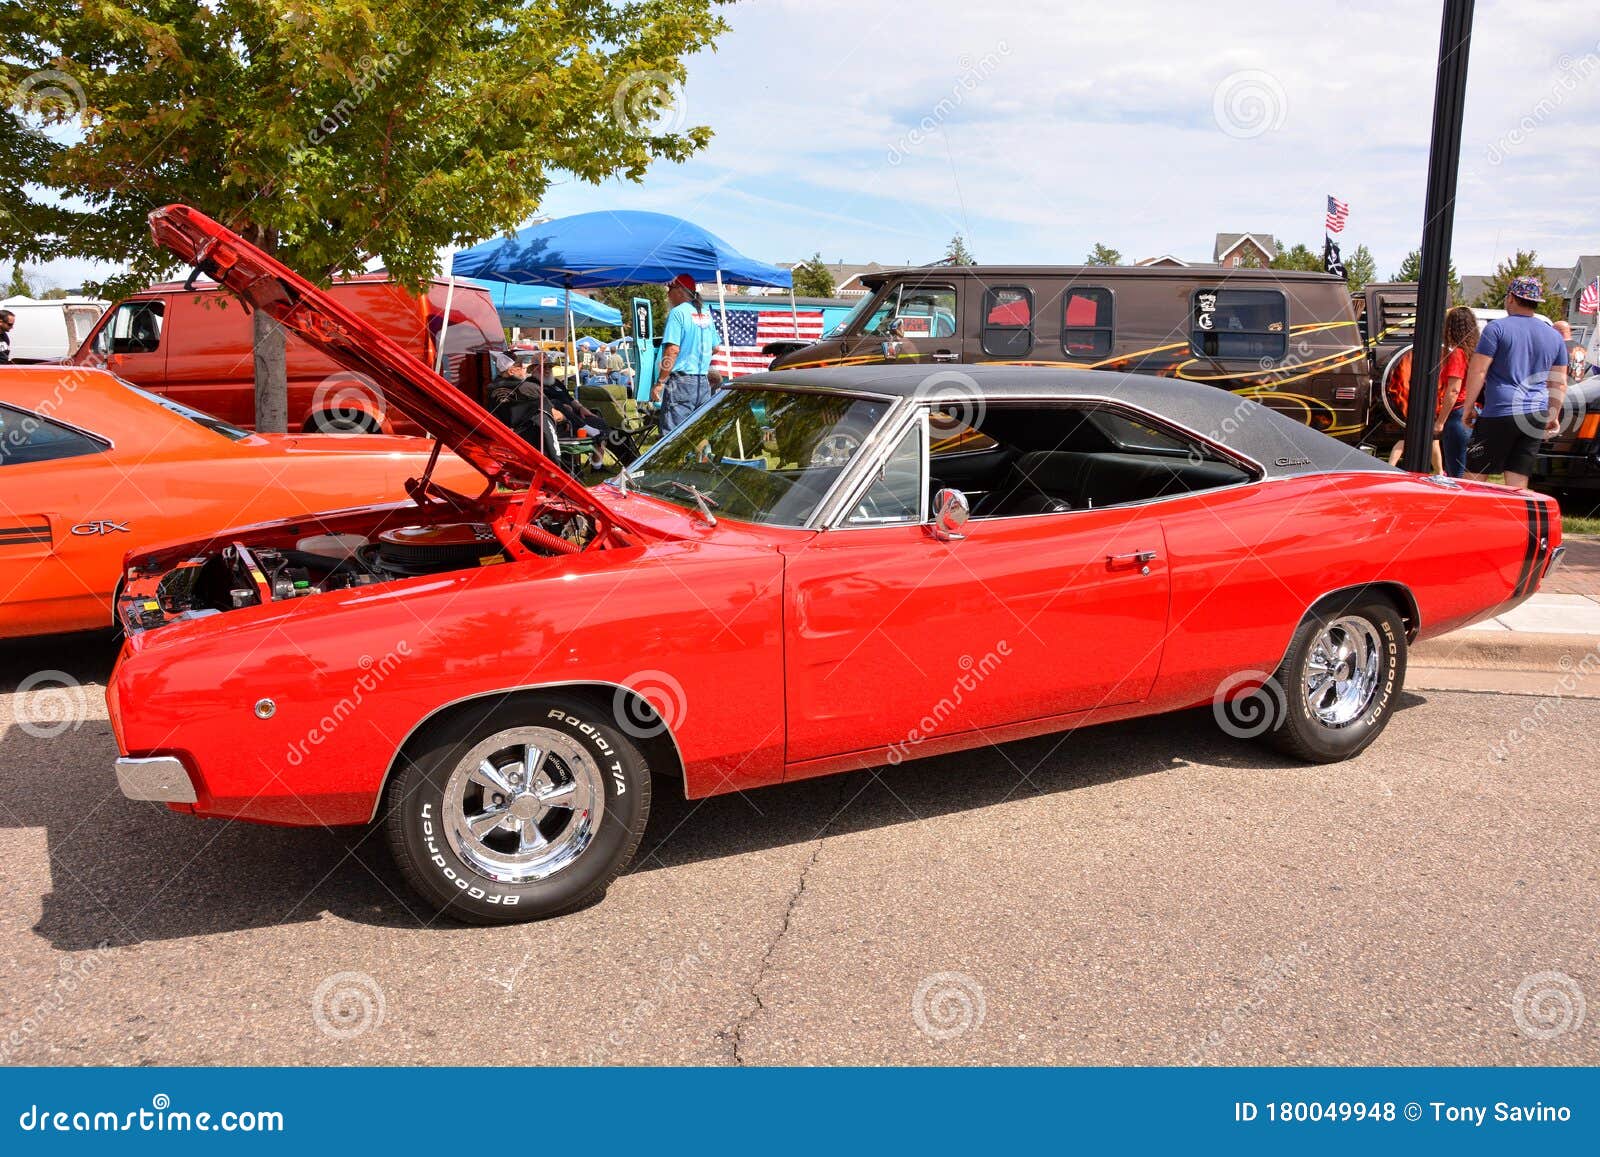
left=0, top=365, right=480, bottom=638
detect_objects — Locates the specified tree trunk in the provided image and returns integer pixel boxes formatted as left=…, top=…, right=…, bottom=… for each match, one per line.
left=252, top=306, right=289, bottom=432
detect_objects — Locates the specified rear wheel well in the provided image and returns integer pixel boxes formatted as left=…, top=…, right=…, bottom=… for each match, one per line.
left=1304, top=582, right=1419, bottom=642
left=381, top=684, right=686, bottom=814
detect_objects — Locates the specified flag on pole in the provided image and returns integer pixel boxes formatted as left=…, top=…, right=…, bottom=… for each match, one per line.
left=1324, top=195, right=1350, bottom=234
left=1323, top=236, right=1345, bottom=279
left=1580, top=277, right=1600, bottom=315
left=709, top=306, right=826, bottom=377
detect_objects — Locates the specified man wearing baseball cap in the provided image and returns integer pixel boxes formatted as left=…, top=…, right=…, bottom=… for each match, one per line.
left=1458, top=275, right=1568, bottom=489
left=653, top=273, right=721, bottom=431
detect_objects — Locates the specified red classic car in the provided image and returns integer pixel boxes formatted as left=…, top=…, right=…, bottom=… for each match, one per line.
left=108, top=206, right=1562, bottom=924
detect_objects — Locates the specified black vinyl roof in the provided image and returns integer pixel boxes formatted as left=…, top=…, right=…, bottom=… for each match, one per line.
left=740, top=364, right=1396, bottom=479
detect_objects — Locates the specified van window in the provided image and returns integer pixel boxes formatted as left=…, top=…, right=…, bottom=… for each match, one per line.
left=97, top=300, right=166, bottom=355
left=1062, top=288, right=1114, bottom=357
left=864, top=285, right=957, bottom=339
left=0, top=403, right=107, bottom=466
left=981, top=287, right=1033, bottom=357
left=1191, top=289, right=1287, bottom=360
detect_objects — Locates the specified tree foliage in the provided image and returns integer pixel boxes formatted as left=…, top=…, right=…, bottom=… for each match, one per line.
left=1473, top=249, right=1565, bottom=319
left=595, top=284, right=669, bottom=338
left=1084, top=242, right=1122, bottom=266
left=943, top=233, right=976, bottom=265
left=1269, top=242, right=1322, bottom=273
left=1, top=0, right=731, bottom=297
left=790, top=252, right=835, bottom=297
left=1342, top=243, right=1376, bottom=292
left=1391, top=248, right=1463, bottom=304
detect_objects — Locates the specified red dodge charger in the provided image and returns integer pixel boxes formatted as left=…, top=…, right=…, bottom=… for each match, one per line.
left=108, top=206, right=1562, bottom=923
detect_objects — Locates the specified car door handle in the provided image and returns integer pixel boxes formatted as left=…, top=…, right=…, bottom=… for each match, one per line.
left=1107, top=550, right=1159, bottom=574
left=930, top=351, right=959, bottom=362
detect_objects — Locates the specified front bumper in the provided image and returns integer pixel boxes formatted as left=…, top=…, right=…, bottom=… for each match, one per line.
left=115, top=756, right=197, bottom=804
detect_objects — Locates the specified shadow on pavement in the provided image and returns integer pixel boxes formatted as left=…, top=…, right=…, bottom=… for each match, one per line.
left=2, top=627, right=1429, bottom=948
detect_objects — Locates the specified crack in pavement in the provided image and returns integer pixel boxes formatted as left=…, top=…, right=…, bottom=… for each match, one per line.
left=723, top=776, right=855, bottom=1065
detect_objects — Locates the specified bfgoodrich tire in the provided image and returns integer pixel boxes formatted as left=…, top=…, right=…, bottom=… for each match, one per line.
left=1264, top=598, right=1407, bottom=764
left=382, top=696, right=650, bottom=924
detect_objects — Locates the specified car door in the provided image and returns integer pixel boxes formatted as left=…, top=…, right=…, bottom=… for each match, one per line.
left=846, top=281, right=964, bottom=367
left=781, top=409, right=1170, bottom=765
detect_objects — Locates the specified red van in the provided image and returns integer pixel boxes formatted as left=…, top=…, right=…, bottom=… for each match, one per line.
left=69, top=275, right=505, bottom=433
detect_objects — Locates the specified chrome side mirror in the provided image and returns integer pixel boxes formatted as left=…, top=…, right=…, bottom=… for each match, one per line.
left=929, top=487, right=970, bottom=541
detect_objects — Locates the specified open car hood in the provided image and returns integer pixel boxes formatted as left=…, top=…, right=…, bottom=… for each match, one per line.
left=147, top=205, right=606, bottom=517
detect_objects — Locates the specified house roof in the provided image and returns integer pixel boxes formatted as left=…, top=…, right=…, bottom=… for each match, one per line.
left=1213, top=232, right=1278, bottom=262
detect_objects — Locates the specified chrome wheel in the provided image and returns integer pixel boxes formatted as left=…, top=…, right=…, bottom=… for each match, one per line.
left=1302, top=616, right=1382, bottom=727
left=443, top=727, right=605, bottom=883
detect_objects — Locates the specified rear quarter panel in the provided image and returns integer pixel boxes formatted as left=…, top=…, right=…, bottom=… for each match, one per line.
left=112, top=540, right=786, bottom=824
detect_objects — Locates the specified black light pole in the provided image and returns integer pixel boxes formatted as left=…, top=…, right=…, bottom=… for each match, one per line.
left=1402, top=0, right=1475, bottom=471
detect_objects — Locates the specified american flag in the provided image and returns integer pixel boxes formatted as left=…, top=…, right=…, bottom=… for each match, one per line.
left=1325, top=195, right=1349, bottom=234
left=709, top=306, right=826, bottom=377
left=1580, top=277, right=1599, bottom=315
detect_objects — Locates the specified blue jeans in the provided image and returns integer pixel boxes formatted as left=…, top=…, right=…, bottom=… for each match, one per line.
left=660, top=372, right=711, bottom=433
left=1440, top=409, right=1469, bottom=477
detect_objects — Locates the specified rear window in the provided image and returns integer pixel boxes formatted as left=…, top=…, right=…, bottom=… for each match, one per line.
left=1063, top=287, right=1114, bottom=357
left=124, top=383, right=249, bottom=441
left=981, top=287, right=1033, bottom=357
left=1191, top=289, right=1287, bottom=360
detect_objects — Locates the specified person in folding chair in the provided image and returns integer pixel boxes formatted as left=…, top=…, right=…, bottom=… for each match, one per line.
left=653, top=273, right=720, bottom=432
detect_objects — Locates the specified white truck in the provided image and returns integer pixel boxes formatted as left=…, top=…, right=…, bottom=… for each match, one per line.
left=1, top=295, right=109, bottom=362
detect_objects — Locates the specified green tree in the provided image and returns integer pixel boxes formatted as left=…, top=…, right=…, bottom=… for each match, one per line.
left=1235, top=248, right=1266, bottom=269
left=1343, top=243, right=1376, bottom=292
left=790, top=252, right=835, bottom=297
left=596, top=284, right=669, bottom=338
left=3, top=0, right=729, bottom=429
left=943, top=233, right=976, bottom=265
left=1391, top=247, right=1463, bottom=304
left=1085, top=242, right=1122, bottom=266
left=1269, top=242, right=1322, bottom=272
left=1473, top=249, right=1564, bottom=318
left=5, top=261, right=31, bottom=297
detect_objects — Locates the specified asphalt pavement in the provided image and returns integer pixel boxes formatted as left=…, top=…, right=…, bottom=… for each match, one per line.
left=2, top=630, right=1596, bottom=1066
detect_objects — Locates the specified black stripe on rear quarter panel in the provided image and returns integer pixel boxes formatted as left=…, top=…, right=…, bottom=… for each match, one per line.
left=1532, top=498, right=1550, bottom=591
left=1512, top=498, right=1538, bottom=598
left=0, top=526, right=51, bottom=544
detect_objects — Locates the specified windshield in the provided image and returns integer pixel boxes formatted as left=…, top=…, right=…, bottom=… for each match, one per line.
left=124, top=383, right=249, bottom=441
left=619, top=388, right=893, bottom=526
left=825, top=288, right=891, bottom=338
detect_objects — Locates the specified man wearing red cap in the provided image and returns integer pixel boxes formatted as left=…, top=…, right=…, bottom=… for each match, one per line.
left=654, top=273, right=721, bottom=431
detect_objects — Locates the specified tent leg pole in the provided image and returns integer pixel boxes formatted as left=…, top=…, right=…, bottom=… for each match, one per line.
left=715, top=270, right=731, bottom=380
left=789, top=285, right=798, bottom=337
left=434, top=274, right=456, bottom=376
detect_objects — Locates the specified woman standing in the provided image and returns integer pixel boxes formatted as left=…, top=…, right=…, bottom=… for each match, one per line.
left=1433, top=305, right=1479, bottom=478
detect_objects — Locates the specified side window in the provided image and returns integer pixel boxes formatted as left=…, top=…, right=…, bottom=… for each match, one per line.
left=0, top=403, right=107, bottom=466
left=1062, top=287, right=1114, bottom=357
left=1191, top=289, right=1287, bottom=360
left=869, top=285, right=957, bottom=340
left=846, top=420, right=924, bottom=525
left=97, top=300, right=166, bottom=355
left=981, top=287, right=1033, bottom=357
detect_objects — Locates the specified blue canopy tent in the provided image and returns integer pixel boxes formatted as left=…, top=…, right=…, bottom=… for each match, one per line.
left=450, top=210, right=794, bottom=387
left=483, top=282, right=622, bottom=329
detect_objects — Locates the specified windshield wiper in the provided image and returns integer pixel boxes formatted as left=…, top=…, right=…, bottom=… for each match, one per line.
left=665, top=480, right=719, bottom=527
left=605, top=464, right=634, bottom=495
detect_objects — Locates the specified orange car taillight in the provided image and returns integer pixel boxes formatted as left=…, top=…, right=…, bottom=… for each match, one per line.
left=1578, top=413, right=1600, bottom=442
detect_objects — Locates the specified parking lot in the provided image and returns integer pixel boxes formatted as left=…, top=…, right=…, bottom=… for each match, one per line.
left=2, top=630, right=1596, bottom=1067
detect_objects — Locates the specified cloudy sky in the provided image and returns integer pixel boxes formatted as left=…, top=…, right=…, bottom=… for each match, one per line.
left=533, top=0, right=1599, bottom=277
left=35, top=0, right=1600, bottom=288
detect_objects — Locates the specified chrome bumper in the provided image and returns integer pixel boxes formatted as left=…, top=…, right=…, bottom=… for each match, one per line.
left=115, top=756, right=197, bottom=804
left=1546, top=545, right=1567, bottom=578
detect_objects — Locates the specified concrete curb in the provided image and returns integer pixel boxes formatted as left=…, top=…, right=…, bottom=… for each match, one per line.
left=1411, top=630, right=1600, bottom=673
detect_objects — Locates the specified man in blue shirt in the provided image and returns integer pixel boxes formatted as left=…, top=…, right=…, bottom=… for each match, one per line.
left=1460, top=275, right=1568, bottom=489
left=653, top=273, right=722, bottom=432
